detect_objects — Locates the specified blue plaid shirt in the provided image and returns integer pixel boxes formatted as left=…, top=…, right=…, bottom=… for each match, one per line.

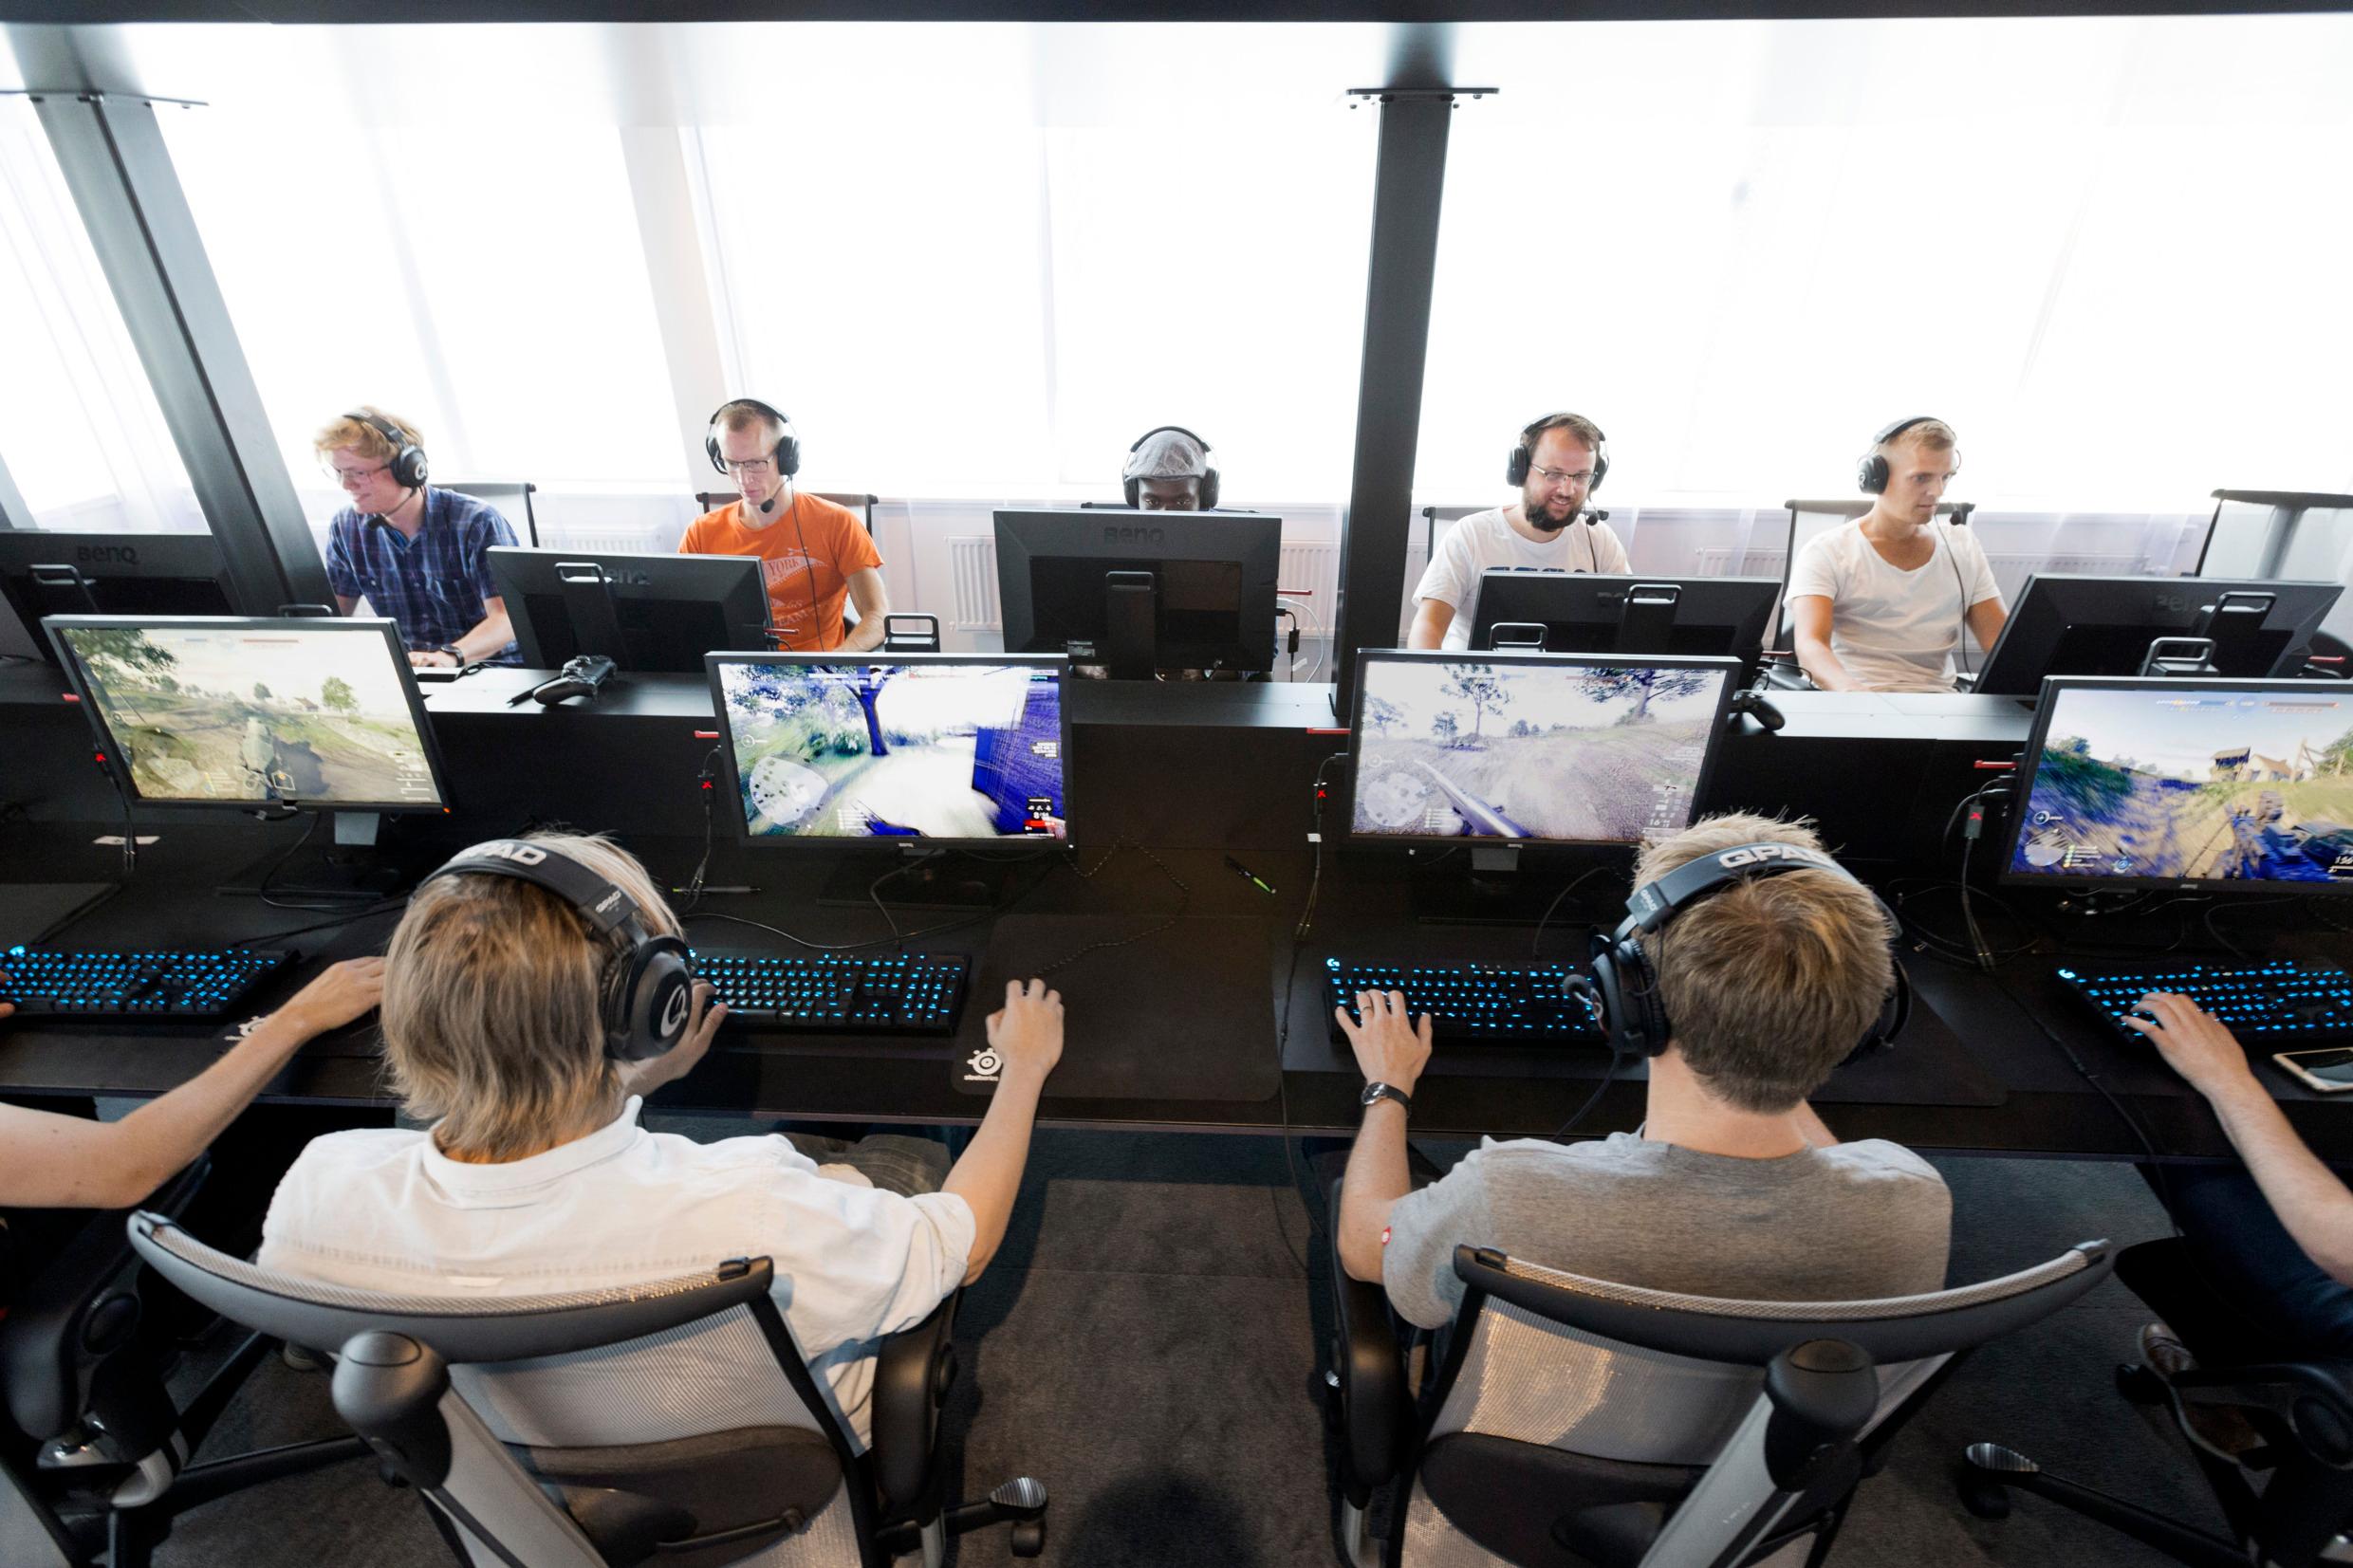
left=324, top=488, right=521, bottom=664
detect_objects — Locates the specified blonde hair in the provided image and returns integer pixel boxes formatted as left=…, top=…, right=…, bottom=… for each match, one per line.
left=712, top=399, right=787, bottom=446
left=1875, top=418, right=1956, bottom=460
left=380, top=832, right=681, bottom=1161
left=313, top=406, right=422, bottom=466
left=1634, top=813, right=1894, bottom=1114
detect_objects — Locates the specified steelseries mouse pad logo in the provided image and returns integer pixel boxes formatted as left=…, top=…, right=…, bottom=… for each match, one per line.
left=963, top=1047, right=1002, bottom=1084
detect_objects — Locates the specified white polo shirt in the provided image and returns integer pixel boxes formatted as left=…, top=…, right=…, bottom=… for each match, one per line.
left=1414, top=507, right=1633, bottom=651
left=257, top=1097, right=973, bottom=1449
left=1785, top=520, right=2004, bottom=692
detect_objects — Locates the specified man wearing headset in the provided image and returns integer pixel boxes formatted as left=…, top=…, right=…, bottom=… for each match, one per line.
left=681, top=399, right=889, bottom=653
left=1787, top=417, right=2006, bottom=692
left=256, top=832, right=1065, bottom=1448
left=1407, top=412, right=1632, bottom=651
left=317, top=408, right=522, bottom=668
left=1121, top=426, right=1218, bottom=512
left=1334, top=814, right=1950, bottom=1324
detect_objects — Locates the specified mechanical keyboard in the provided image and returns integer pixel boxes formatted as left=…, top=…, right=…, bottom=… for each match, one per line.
left=0, top=945, right=294, bottom=1023
left=1325, top=958, right=1606, bottom=1048
left=2053, top=959, right=2353, bottom=1043
left=693, top=949, right=970, bottom=1036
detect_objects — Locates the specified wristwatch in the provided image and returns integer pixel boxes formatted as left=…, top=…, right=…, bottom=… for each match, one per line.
left=435, top=643, right=464, bottom=665
left=1361, top=1080, right=1414, bottom=1115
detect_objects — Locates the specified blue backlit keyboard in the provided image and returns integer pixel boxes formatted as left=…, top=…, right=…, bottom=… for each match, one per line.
left=0, top=945, right=294, bottom=1023
left=692, top=950, right=969, bottom=1036
left=1325, top=958, right=1606, bottom=1048
left=2053, top=959, right=2353, bottom=1042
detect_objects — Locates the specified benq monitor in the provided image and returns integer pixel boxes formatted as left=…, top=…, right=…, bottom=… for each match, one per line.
left=707, top=653, right=1068, bottom=843
left=488, top=546, right=770, bottom=673
left=991, top=507, right=1279, bottom=677
left=0, top=533, right=236, bottom=664
left=1345, top=650, right=1738, bottom=846
left=1468, top=571, right=1780, bottom=664
left=45, top=616, right=450, bottom=813
left=1972, top=574, right=2343, bottom=697
left=2005, top=677, right=2353, bottom=895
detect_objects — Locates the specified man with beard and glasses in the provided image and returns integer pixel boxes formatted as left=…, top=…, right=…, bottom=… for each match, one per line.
left=1408, top=411, right=1629, bottom=650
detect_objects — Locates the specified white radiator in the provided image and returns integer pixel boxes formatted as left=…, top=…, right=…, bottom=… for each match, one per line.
left=1693, top=546, right=1786, bottom=579
left=544, top=525, right=669, bottom=554
left=949, top=535, right=1001, bottom=632
left=1986, top=551, right=2148, bottom=604
left=1278, top=540, right=1342, bottom=613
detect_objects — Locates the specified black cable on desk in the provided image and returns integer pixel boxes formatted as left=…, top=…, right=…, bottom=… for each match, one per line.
left=230, top=898, right=406, bottom=950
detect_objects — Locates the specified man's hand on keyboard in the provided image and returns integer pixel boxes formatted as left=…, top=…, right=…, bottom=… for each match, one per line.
left=2121, top=992, right=2257, bottom=1097
left=1336, top=988, right=1433, bottom=1095
left=275, top=957, right=386, bottom=1041
left=985, top=978, right=1065, bottom=1088
left=620, top=981, right=725, bottom=1098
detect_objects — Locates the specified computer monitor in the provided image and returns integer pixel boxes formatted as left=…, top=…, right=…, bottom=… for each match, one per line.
left=1468, top=572, right=1780, bottom=664
left=2004, top=677, right=2353, bottom=895
left=45, top=615, right=449, bottom=813
left=992, top=507, right=1279, bottom=677
left=488, top=546, right=770, bottom=673
left=1972, top=574, right=2343, bottom=697
left=0, top=533, right=236, bottom=664
left=2196, top=493, right=2353, bottom=648
left=707, top=653, right=1068, bottom=844
left=1345, top=650, right=1738, bottom=846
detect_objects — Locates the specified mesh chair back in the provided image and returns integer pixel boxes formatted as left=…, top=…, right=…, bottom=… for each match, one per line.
left=1770, top=499, right=1975, bottom=646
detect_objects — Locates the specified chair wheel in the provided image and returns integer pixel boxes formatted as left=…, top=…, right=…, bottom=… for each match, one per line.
left=1011, top=1519, right=1046, bottom=1557
left=2117, top=1362, right=2167, bottom=1405
left=1956, top=1470, right=2012, bottom=1522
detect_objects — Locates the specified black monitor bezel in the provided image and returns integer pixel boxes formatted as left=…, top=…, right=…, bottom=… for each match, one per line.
left=1971, top=573, right=2344, bottom=697
left=1467, top=570, right=1782, bottom=661
left=2000, top=673, right=2353, bottom=899
left=487, top=545, right=772, bottom=672
left=0, top=532, right=237, bottom=665
left=704, top=650, right=1074, bottom=849
left=991, top=507, right=1281, bottom=675
left=1343, top=647, right=1741, bottom=850
left=43, top=614, right=454, bottom=816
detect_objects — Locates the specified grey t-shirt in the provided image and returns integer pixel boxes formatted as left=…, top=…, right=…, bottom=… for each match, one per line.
left=1381, top=1132, right=1953, bottom=1330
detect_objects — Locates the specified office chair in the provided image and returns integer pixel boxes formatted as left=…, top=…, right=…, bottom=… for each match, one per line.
left=444, top=481, right=541, bottom=549
left=128, top=1211, right=1047, bottom=1568
left=1323, top=1194, right=2111, bottom=1568
left=1958, top=1235, right=2353, bottom=1567
left=1757, top=499, right=1976, bottom=691
left=1, top=1160, right=369, bottom=1568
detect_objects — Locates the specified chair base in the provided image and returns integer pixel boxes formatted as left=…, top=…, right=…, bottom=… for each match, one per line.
left=1956, top=1444, right=2251, bottom=1568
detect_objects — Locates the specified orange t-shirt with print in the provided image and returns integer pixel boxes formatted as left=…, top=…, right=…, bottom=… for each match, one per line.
left=677, top=491, right=883, bottom=653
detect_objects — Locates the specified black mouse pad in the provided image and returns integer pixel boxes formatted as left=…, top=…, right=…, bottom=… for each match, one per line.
left=954, top=914, right=1280, bottom=1102
left=0, top=883, right=119, bottom=947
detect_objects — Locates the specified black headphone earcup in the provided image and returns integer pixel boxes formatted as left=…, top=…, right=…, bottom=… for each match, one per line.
left=706, top=432, right=728, bottom=477
left=1197, top=469, right=1219, bottom=510
left=1507, top=447, right=1530, bottom=488
left=1589, top=449, right=1607, bottom=492
left=608, top=937, right=695, bottom=1063
left=774, top=431, right=801, bottom=479
left=1123, top=476, right=1140, bottom=508
left=396, top=446, right=428, bottom=489
left=1586, top=934, right=1670, bottom=1058
left=1857, top=454, right=1887, bottom=494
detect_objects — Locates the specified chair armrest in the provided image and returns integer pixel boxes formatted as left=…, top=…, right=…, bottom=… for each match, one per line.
left=871, top=1291, right=960, bottom=1522
left=2175, top=1357, right=2353, bottom=1464
left=1, top=1157, right=209, bottom=1441
left=1760, top=655, right=1816, bottom=692
left=1327, top=1181, right=1410, bottom=1501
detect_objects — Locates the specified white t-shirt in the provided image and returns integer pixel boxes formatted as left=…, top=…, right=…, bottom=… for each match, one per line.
left=1414, top=507, right=1632, bottom=651
left=1785, top=521, right=2004, bottom=692
left=257, top=1097, right=974, bottom=1449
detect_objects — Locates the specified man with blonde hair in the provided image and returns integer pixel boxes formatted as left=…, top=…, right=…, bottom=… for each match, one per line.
left=1337, top=813, right=1949, bottom=1325
left=1787, top=416, right=2005, bottom=692
left=315, top=407, right=521, bottom=667
left=259, top=832, right=1065, bottom=1446
left=682, top=398, right=889, bottom=652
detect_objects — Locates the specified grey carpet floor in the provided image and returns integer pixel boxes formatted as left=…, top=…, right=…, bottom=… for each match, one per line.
left=143, top=1125, right=2218, bottom=1567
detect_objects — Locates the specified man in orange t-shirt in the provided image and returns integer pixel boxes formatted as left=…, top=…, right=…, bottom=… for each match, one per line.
left=681, top=398, right=888, bottom=653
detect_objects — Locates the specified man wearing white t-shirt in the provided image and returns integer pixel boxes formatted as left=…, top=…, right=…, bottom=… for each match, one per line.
left=1408, top=412, right=1632, bottom=651
left=1787, top=416, right=2007, bottom=692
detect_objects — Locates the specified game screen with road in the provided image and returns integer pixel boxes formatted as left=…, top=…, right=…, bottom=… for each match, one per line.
left=1349, top=658, right=1731, bottom=843
left=2010, top=686, right=2353, bottom=887
left=714, top=660, right=1065, bottom=840
left=53, top=622, right=443, bottom=808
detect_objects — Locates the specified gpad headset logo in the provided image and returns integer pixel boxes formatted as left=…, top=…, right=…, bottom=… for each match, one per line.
left=1717, top=844, right=1838, bottom=872
left=479, top=842, right=548, bottom=866
left=1103, top=526, right=1165, bottom=547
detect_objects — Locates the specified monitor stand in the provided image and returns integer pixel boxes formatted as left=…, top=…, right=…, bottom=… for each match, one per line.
left=815, top=844, right=1021, bottom=911
left=1618, top=582, right=1681, bottom=655
left=1408, top=844, right=1630, bottom=928
left=1102, top=569, right=1158, bottom=681
left=554, top=561, right=633, bottom=668
left=220, top=811, right=410, bottom=900
left=2194, top=590, right=2274, bottom=676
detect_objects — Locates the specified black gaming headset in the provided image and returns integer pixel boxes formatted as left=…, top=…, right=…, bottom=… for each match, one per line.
left=1123, top=425, right=1220, bottom=510
left=1507, top=413, right=1610, bottom=492
left=706, top=398, right=803, bottom=480
left=1572, top=840, right=1910, bottom=1067
left=417, top=839, right=696, bottom=1064
left=345, top=410, right=428, bottom=490
left=1856, top=415, right=1954, bottom=495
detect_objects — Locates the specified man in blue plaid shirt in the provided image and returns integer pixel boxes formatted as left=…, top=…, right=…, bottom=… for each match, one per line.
left=318, top=408, right=521, bottom=668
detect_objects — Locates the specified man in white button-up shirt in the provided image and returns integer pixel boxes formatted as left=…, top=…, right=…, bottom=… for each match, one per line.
left=258, top=832, right=1064, bottom=1448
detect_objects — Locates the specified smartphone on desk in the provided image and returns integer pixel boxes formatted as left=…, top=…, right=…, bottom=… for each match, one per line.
left=2272, top=1047, right=2353, bottom=1094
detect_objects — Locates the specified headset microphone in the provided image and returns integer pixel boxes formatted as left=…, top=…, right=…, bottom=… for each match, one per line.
left=759, top=496, right=778, bottom=514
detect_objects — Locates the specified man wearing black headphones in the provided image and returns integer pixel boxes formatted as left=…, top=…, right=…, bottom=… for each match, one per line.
left=1334, top=814, right=1950, bottom=1327
left=682, top=399, right=889, bottom=653
left=1408, top=412, right=1632, bottom=650
left=1121, top=426, right=1219, bottom=512
left=1787, top=416, right=2006, bottom=692
left=317, top=407, right=521, bottom=667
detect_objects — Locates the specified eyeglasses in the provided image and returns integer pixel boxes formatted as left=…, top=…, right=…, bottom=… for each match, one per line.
left=721, top=456, right=777, bottom=476
left=1529, top=465, right=1595, bottom=489
left=329, top=463, right=389, bottom=486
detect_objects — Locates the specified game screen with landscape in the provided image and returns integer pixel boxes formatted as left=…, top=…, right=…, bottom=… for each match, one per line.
left=55, top=623, right=442, bottom=808
left=1350, top=659, right=1730, bottom=843
left=2010, top=686, right=2353, bottom=886
left=715, top=661, right=1065, bottom=839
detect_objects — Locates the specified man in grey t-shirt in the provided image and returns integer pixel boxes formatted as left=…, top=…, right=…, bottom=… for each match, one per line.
left=1335, top=814, right=1951, bottom=1331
